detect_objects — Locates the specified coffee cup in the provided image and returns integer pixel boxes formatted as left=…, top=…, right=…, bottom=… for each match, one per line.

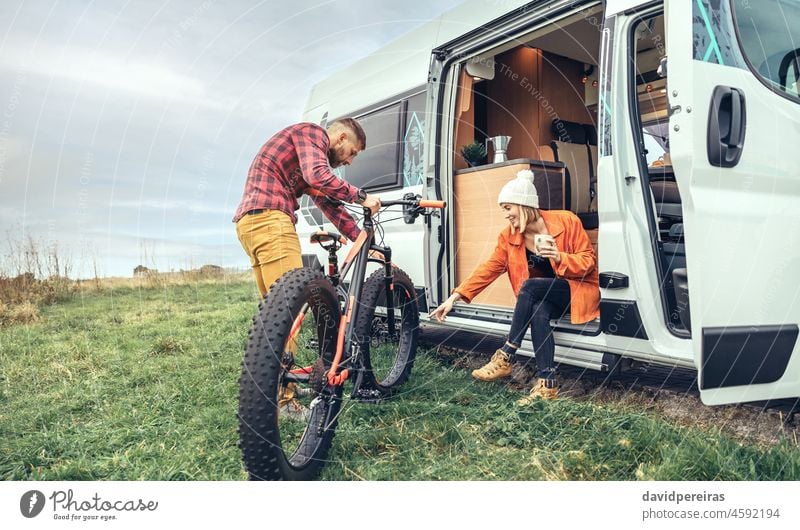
left=534, top=234, right=555, bottom=254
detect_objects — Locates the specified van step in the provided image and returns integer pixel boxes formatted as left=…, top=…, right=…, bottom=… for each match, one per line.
left=550, top=315, right=601, bottom=336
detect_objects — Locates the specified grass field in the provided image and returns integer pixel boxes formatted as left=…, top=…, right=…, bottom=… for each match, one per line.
left=2, top=278, right=800, bottom=480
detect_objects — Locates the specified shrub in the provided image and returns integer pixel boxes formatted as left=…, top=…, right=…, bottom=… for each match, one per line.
left=0, top=300, right=40, bottom=327
left=0, top=273, right=75, bottom=306
left=198, top=264, right=224, bottom=279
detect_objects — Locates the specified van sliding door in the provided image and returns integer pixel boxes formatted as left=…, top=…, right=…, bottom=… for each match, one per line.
left=666, top=0, right=800, bottom=404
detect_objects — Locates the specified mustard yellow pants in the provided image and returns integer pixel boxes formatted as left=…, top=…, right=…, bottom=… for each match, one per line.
left=235, top=210, right=303, bottom=298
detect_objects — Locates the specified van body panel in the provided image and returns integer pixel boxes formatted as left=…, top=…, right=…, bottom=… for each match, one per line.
left=666, top=0, right=800, bottom=404
left=297, top=6, right=550, bottom=292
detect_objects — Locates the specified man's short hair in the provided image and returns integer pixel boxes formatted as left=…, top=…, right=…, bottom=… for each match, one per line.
left=330, top=118, right=366, bottom=149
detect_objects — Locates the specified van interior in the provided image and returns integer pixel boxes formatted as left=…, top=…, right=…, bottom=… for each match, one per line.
left=451, top=6, right=689, bottom=335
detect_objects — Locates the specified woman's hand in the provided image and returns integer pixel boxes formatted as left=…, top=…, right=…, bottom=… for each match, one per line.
left=538, top=240, right=562, bottom=264
left=429, top=293, right=461, bottom=322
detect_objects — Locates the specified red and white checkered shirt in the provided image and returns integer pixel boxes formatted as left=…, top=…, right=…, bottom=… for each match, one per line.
left=232, top=122, right=362, bottom=241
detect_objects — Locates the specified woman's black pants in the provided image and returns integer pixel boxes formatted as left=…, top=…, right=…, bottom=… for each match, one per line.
left=507, top=278, right=571, bottom=378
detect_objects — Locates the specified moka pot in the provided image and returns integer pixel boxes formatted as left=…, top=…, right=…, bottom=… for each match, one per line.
left=486, top=135, right=511, bottom=163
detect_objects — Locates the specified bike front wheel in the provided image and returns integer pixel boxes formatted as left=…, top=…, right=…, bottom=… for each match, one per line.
left=354, top=267, right=419, bottom=395
left=238, top=268, right=343, bottom=480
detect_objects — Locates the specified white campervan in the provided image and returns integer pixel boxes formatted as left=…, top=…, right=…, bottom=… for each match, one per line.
left=299, top=0, right=800, bottom=406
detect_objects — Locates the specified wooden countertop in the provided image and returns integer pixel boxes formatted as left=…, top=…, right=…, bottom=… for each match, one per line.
left=455, top=158, right=565, bottom=175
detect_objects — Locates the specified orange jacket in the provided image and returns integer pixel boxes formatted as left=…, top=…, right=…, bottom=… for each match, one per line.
left=454, top=210, right=600, bottom=324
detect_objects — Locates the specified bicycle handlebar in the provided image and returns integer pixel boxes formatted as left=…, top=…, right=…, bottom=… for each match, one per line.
left=380, top=199, right=446, bottom=209
left=305, top=189, right=446, bottom=210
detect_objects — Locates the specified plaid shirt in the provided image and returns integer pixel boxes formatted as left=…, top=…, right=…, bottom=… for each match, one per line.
left=233, top=122, right=362, bottom=241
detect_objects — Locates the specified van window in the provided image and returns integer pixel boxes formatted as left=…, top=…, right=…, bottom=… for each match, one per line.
left=642, top=120, right=669, bottom=166
left=337, top=102, right=403, bottom=191
left=403, top=92, right=426, bottom=187
left=732, top=0, right=800, bottom=101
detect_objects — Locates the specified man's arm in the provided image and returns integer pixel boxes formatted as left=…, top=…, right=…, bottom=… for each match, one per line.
left=309, top=194, right=361, bottom=242
left=292, top=125, right=361, bottom=203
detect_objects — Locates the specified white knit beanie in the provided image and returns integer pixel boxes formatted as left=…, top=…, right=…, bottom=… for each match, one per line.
left=497, top=169, right=539, bottom=208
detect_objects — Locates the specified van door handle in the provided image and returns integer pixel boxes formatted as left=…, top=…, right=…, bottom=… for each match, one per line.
left=707, top=85, right=747, bottom=168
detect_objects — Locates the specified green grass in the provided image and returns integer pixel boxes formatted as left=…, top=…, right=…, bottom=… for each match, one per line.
left=1, top=279, right=799, bottom=480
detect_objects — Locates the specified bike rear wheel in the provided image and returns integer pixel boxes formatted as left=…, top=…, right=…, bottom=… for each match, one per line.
left=354, top=267, right=419, bottom=395
left=238, top=268, right=342, bottom=480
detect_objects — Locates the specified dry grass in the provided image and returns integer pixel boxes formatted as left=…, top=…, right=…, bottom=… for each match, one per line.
left=0, top=300, right=40, bottom=326
left=1, top=229, right=251, bottom=330
left=0, top=273, right=76, bottom=306
left=1, top=233, right=77, bottom=325
left=74, top=269, right=251, bottom=292
left=1, top=260, right=249, bottom=329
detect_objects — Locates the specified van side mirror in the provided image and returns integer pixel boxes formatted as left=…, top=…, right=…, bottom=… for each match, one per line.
left=657, top=56, right=668, bottom=78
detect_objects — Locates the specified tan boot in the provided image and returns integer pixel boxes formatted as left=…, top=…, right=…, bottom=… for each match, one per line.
left=278, top=382, right=309, bottom=422
left=472, top=349, right=513, bottom=382
left=516, top=377, right=559, bottom=405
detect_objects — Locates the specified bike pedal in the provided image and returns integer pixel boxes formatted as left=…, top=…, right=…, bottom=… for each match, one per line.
left=295, top=387, right=313, bottom=397
left=353, top=388, right=384, bottom=403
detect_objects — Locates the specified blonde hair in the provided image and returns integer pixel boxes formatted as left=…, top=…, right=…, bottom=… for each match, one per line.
left=512, top=205, right=540, bottom=234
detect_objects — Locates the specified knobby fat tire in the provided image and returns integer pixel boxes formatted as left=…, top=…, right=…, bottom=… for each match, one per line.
left=238, top=267, right=342, bottom=481
left=354, top=267, right=420, bottom=394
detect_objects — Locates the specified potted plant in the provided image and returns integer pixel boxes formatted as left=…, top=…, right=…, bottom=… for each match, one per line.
left=460, top=141, right=487, bottom=167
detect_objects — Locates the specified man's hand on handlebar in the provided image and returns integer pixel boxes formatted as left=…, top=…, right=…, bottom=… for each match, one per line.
left=359, top=193, right=381, bottom=215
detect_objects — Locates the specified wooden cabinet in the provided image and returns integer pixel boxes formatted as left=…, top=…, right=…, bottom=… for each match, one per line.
left=453, top=159, right=565, bottom=308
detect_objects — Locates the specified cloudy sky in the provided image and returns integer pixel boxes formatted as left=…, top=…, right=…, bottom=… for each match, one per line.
left=0, top=0, right=463, bottom=278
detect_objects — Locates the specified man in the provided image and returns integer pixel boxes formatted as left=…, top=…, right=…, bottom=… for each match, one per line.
left=234, top=119, right=379, bottom=420
left=233, top=118, right=380, bottom=298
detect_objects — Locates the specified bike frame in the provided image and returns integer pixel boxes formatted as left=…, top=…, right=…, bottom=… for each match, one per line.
left=286, top=196, right=443, bottom=399
left=327, top=204, right=399, bottom=397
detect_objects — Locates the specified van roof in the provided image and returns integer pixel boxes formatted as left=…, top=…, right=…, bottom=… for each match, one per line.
left=304, top=0, right=532, bottom=120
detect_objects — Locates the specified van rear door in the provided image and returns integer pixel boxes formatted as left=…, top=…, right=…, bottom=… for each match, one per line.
left=666, top=0, right=800, bottom=404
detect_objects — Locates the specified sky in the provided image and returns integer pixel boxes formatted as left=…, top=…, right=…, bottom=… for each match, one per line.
left=0, top=0, right=463, bottom=278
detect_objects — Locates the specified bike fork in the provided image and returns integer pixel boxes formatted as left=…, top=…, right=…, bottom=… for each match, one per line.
left=380, top=245, right=396, bottom=337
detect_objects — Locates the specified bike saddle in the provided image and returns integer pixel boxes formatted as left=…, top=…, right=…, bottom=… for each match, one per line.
left=310, top=231, right=346, bottom=245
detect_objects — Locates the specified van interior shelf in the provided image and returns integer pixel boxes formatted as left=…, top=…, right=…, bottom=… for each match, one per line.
left=454, top=157, right=565, bottom=174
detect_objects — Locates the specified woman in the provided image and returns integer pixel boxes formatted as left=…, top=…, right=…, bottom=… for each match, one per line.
left=430, top=169, right=600, bottom=403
